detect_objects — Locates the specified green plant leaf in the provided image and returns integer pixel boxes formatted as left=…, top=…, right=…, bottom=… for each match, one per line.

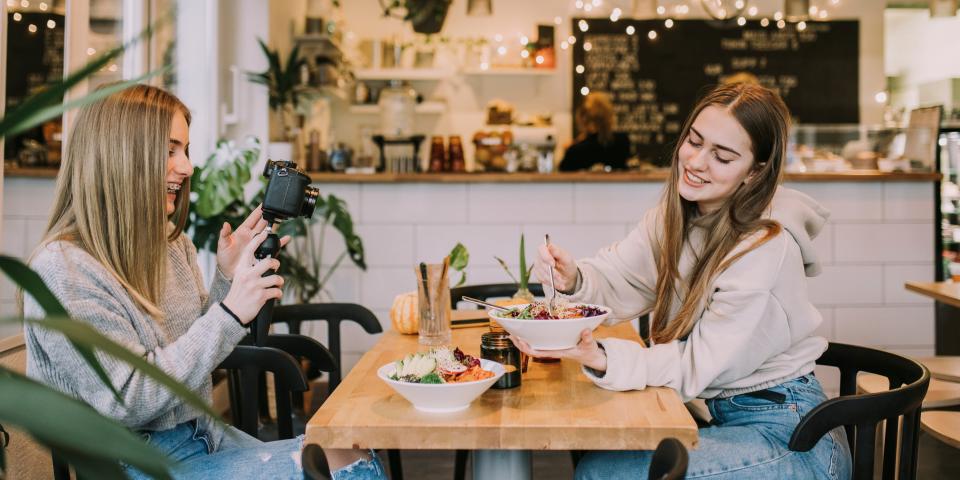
left=325, top=195, right=366, bottom=271
left=0, top=256, right=123, bottom=404
left=449, top=243, right=469, bottom=271
left=1, top=67, right=169, bottom=138
left=0, top=368, right=175, bottom=479
left=494, top=256, right=518, bottom=285
left=14, top=315, right=224, bottom=424
left=519, top=234, right=528, bottom=289
left=0, top=10, right=171, bottom=138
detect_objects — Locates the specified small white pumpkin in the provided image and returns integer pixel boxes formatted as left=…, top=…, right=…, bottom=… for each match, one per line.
left=390, top=291, right=419, bottom=334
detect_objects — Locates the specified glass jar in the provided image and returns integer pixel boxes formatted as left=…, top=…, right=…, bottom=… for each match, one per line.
left=481, top=332, right=522, bottom=389
left=379, top=80, right=417, bottom=138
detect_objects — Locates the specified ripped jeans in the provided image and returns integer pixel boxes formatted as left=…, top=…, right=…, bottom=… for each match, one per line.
left=123, top=420, right=304, bottom=479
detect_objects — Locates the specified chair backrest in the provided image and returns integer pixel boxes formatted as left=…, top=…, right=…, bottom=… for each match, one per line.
left=217, top=345, right=309, bottom=440
left=450, top=283, right=545, bottom=309
left=649, top=437, right=688, bottom=480
left=789, top=343, right=930, bottom=480
left=302, top=444, right=331, bottom=479
left=272, top=303, right=382, bottom=390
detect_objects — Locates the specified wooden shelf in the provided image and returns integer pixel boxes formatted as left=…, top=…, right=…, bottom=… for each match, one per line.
left=354, top=68, right=451, bottom=81
left=307, top=171, right=941, bottom=184
left=348, top=101, right=446, bottom=115
left=3, top=167, right=59, bottom=178
left=462, top=67, right=557, bottom=76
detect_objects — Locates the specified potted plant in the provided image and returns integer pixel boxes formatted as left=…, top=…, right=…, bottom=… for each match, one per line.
left=248, top=39, right=307, bottom=161
left=495, top=234, right=535, bottom=302
left=379, top=0, right=453, bottom=34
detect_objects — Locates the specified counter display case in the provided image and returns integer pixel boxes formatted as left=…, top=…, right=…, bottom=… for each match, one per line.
left=788, top=123, right=939, bottom=173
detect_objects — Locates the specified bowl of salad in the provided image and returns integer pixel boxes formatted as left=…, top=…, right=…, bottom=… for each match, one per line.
left=490, top=301, right=609, bottom=350
left=377, top=347, right=505, bottom=413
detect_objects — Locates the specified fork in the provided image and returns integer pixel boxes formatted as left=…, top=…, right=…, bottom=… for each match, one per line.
left=544, top=234, right=558, bottom=318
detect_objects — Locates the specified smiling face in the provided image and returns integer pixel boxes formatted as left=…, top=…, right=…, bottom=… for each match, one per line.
left=165, top=111, right=191, bottom=216
left=677, top=105, right=757, bottom=214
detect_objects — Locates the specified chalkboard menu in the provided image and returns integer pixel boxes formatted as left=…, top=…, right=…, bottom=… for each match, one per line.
left=4, top=12, right=65, bottom=162
left=572, top=19, right=859, bottom=165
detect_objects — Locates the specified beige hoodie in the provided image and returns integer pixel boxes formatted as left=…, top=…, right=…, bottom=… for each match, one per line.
left=564, top=187, right=830, bottom=401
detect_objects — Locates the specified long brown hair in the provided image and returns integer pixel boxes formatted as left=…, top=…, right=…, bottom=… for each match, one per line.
left=38, top=84, right=192, bottom=317
left=576, top=91, right=616, bottom=145
left=650, top=83, right=790, bottom=344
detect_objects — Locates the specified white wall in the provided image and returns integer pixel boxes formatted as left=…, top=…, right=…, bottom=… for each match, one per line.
left=885, top=8, right=960, bottom=111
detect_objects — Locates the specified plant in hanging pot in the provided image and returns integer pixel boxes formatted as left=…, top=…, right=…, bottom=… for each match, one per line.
left=380, top=0, right=453, bottom=34
left=495, top=234, right=535, bottom=303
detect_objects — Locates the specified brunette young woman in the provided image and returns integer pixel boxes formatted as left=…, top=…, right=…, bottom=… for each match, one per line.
left=522, top=83, right=852, bottom=479
left=22, top=84, right=385, bottom=479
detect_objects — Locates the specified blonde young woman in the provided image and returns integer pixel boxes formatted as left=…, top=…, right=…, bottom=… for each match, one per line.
left=22, top=85, right=385, bottom=479
left=523, top=83, right=853, bottom=479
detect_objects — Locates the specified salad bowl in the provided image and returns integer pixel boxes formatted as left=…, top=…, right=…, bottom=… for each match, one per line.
left=377, top=351, right=505, bottom=413
left=490, top=302, right=609, bottom=350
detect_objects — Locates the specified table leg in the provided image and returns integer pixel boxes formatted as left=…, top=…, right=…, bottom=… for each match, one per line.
left=472, top=450, right=532, bottom=480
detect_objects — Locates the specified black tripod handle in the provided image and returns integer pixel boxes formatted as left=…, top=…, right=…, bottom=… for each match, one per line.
left=252, top=232, right=281, bottom=346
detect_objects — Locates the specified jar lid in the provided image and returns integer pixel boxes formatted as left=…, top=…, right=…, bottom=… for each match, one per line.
left=481, top=331, right=514, bottom=348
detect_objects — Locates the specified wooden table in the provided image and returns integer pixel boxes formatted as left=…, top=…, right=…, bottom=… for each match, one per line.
left=905, top=281, right=960, bottom=309
left=307, top=321, right=698, bottom=479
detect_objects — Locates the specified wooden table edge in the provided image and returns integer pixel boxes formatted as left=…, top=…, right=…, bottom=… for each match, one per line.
left=905, top=281, right=960, bottom=309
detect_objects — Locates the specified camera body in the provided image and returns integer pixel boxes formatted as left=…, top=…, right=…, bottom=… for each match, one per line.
left=261, top=160, right=319, bottom=223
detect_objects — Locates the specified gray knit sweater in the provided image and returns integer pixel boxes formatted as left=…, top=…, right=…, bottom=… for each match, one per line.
left=23, top=234, right=247, bottom=449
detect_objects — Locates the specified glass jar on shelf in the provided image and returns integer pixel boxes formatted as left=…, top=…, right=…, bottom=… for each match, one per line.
left=378, top=80, right=417, bottom=138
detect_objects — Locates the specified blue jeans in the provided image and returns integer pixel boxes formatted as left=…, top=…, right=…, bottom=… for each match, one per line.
left=123, top=419, right=386, bottom=480
left=123, top=420, right=304, bottom=479
left=575, top=374, right=852, bottom=479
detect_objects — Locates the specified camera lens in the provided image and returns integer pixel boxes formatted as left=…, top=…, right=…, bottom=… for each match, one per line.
left=300, top=186, right=320, bottom=218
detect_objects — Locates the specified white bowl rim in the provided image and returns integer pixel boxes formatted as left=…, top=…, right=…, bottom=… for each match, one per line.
left=487, top=302, right=609, bottom=323
left=377, top=358, right=505, bottom=386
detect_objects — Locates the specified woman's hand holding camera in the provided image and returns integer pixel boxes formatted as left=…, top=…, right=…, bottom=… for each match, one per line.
left=216, top=205, right=290, bottom=280
left=221, top=229, right=284, bottom=325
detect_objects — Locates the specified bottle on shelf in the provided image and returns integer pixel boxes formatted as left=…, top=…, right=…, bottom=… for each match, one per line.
left=429, top=136, right=446, bottom=172
left=448, top=135, right=465, bottom=172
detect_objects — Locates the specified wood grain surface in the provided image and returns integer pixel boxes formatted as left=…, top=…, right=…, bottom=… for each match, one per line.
left=306, top=321, right=698, bottom=451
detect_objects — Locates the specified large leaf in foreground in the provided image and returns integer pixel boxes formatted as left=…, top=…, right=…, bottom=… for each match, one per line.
left=0, top=256, right=120, bottom=404
left=17, top=315, right=223, bottom=424
left=1, top=255, right=222, bottom=423
left=0, top=368, right=174, bottom=479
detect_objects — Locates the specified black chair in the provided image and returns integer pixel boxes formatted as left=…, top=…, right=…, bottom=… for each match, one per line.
left=271, top=303, right=383, bottom=392
left=649, top=437, right=689, bottom=480
left=450, top=283, right=545, bottom=308
left=218, top=344, right=310, bottom=439
left=302, top=444, right=332, bottom=480
left=788, top=343, right=930, bottom=480
left=269, top=303, right=403, bottom=480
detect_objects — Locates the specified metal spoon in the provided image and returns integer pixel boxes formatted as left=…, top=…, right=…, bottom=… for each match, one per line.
left=460, top=296, right=512, bottom=312
left=544, top=234, right=558, bottom=318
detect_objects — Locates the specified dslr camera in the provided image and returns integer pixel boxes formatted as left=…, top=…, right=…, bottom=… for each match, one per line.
left=261, top=160, right=320, bottom=223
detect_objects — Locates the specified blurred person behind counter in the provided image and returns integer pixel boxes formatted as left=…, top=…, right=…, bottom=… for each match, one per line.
left=559, top=92, right=631, bottom=172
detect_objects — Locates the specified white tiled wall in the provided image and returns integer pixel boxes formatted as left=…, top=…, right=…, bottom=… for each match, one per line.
left=1, top=178, right=939, bottom=373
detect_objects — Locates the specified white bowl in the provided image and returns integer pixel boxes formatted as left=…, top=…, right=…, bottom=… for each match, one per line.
left=377, top=359, right=505, bottom=413
left=490, top=303, right=609, bottom=350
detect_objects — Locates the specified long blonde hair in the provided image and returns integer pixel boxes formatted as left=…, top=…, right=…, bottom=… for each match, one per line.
left=650, top=83, right=789, bottom=344
left=38, top=84, right=192, bottom=317
left=576, top=92, right=616, bottom=145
